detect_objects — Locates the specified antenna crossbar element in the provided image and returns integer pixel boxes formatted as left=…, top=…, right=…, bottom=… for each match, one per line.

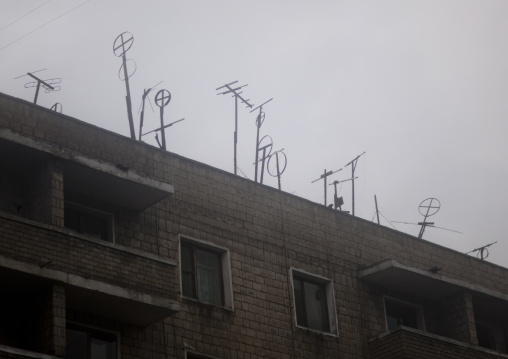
left=466, top=241, right=497, bottom=260
left=312, top=168, right=342, bottom=206
left=142, top=118, right=185, bottom=136
left=250, top=98, right=273, bottom=113
left=216, top=81, right=254, bottom=175
left=344, top=151, right=366, bottom=216
left=16, top=71, right=61, bottom=104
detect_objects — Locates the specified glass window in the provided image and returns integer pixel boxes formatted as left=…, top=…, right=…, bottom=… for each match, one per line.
left=384, top=297, right=424, bottom=330
left=67, top=325, right=117, bottom=359
left=292, top=270, right=337, bottom=334
left=181, top=242, right=224, bottom=306
left=64, top=202, right=113, bottom=242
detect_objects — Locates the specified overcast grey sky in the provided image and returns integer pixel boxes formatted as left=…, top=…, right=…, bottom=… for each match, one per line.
left=1, top=1, right=508, bottom=267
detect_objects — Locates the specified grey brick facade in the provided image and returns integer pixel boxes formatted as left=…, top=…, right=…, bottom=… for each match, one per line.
left=1, top=92, right=508, bottom=358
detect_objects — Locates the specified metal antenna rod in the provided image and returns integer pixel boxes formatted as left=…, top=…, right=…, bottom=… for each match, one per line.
left=466, top=241, right=497, bottom=260
left=216, top=81, right=254, bottom=175
left=329, top=177, right=356, bottom=211
left=250, top=98, right=273, bottom=183
left=138, top=81, right=163, bottom=141
left=312, top=168, right=342, bottom=206
left=374, top=195, right=380, bottom=225
left=113, top=32, right=136, bottom=140
left=344, top=151, right=366, bottom=216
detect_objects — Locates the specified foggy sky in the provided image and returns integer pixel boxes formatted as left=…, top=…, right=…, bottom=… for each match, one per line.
left=1, top=1, right=508, bottom=266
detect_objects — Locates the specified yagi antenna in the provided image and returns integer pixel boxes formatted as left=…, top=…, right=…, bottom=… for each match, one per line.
left=312, top=168, right=342, bottom=206
left=216, top=81, right=254, bottom=175
left=15, top=69, right=61, bottom=104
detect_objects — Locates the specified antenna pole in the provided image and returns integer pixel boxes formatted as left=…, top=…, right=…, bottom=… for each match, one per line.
left=26, top=72, right=55, bottom=104
left=216, top=81, right=254, bottom=175
left=250, top=98, right=273, bottom=182
left=312, top=168, right=341, bottom=206
left=344, top=151, right=365, bottom=216
left=375, top=195, right=380, bottom=225
left=122, top=51, right=136, bottom=140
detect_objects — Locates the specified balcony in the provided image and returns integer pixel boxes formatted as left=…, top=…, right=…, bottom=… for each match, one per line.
left=369, top=326, right=508, bottom=359
left=0, top=213, right=179, bottom=326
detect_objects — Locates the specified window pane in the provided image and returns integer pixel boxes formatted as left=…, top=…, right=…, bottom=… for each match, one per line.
left=293, top=278, right=307, bottom=326
left=91, top=334, right=116, bottom=359
left=196, top=249, right=222, bottom=305
left=66, top=328, right=88, bottom=359
left=303, top=281, right=329, bottom=332
left=182, top=272, right=196, bottom=298
left=385, top=300, right=420, bottom=330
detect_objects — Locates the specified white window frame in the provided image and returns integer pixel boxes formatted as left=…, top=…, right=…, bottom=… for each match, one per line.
left=290, top=268, right=338, bottom=336
left=383, top=296, right=425, bottom=331
left=64, top=201, right=115, bottom=242
left=179, top=235, right=234, bottom=310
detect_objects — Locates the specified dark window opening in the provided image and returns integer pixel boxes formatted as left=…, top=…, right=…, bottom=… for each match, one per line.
left=66, top=325, right=117, bottom=359
left=293, top=275, right=330, bottom=332
left=64, top=203, right=113, bottom=242
left=385, top=298, right=423, bottom=330
left=476, top=322, right=508, bottom=353
left=181, top=242, right=224, bottom=306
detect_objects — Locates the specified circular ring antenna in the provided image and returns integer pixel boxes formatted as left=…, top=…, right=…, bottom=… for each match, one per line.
left=418, top=198, right=441, bottom=217
left=258, top=135, right=273, bottom=158
left=118, top=59, right=137, bottom=80
left=155, top=89, right=171, bottom=108
left=267, top=151, right=287, bottom=177
left=113, top=32, right=134, bottom=57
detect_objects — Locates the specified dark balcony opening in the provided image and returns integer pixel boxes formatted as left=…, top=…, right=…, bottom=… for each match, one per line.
left=0, top=289, right=41, bottom=352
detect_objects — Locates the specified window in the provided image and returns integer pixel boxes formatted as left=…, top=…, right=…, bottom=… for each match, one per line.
left=384, top=297, right=425, bottom=331
left=180, top=237, right=233, bottom=309
left=476, top=322, right=508, bottom=353
left=66, top=324, right=117, bottom=359
left=291, top=269, right=338, bottom=334
left=64, top=202, right=114, bottom=242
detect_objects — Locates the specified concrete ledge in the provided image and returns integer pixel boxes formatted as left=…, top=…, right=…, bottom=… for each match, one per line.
left=0, top=255, right=179, bottom=326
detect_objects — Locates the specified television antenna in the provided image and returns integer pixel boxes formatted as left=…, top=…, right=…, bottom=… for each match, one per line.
left=417, top=198, right=440, bottom=239
left=344, top=151, right=365, bottom=216
left=14, top=69, right=61, bottom=104
left=329, top=177, right=357, bottom=212
left=216, top=81, right=254, bottom=175
left=466, top=241, right=497, bottom=260
left=253, top=135, right=273, bottom=185
left=267, top=149, right=287, bottom=191
left=138, top=81, right=162, bottom=141
left=312, top=168, right=342, bottom=206
left=113, top=31, right=136, bottom=140
left=250, top=98, right=273, bottom=183
left=141, top=89, right=185, bottom=150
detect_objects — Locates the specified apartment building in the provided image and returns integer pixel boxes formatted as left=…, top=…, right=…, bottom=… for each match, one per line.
left=1, top=92, right=508, bottom=359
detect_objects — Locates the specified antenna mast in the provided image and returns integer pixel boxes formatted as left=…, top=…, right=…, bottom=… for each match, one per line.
left=344, top=151, right=365, bottom=216
left=113, top=32, right=136, bottom=140
left=312, top=168, right=342, bottom=206
left=216, top=81, right=254, bottom=175
left=250, top=98, right=273, bottom=182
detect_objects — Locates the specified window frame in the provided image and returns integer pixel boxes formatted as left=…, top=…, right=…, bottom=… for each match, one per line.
left=64, top=201, right=115, bottom=242
left=179, top=235, right=234, bottom=310
left=383, top=296, right=425, bottom=331
left=290, top=268, right=338, bottom=336
left=66, top=322, right=120, bottom=359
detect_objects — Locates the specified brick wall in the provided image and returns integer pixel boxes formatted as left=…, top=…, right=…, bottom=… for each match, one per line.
left=2, top=92, right=508, bottom=358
